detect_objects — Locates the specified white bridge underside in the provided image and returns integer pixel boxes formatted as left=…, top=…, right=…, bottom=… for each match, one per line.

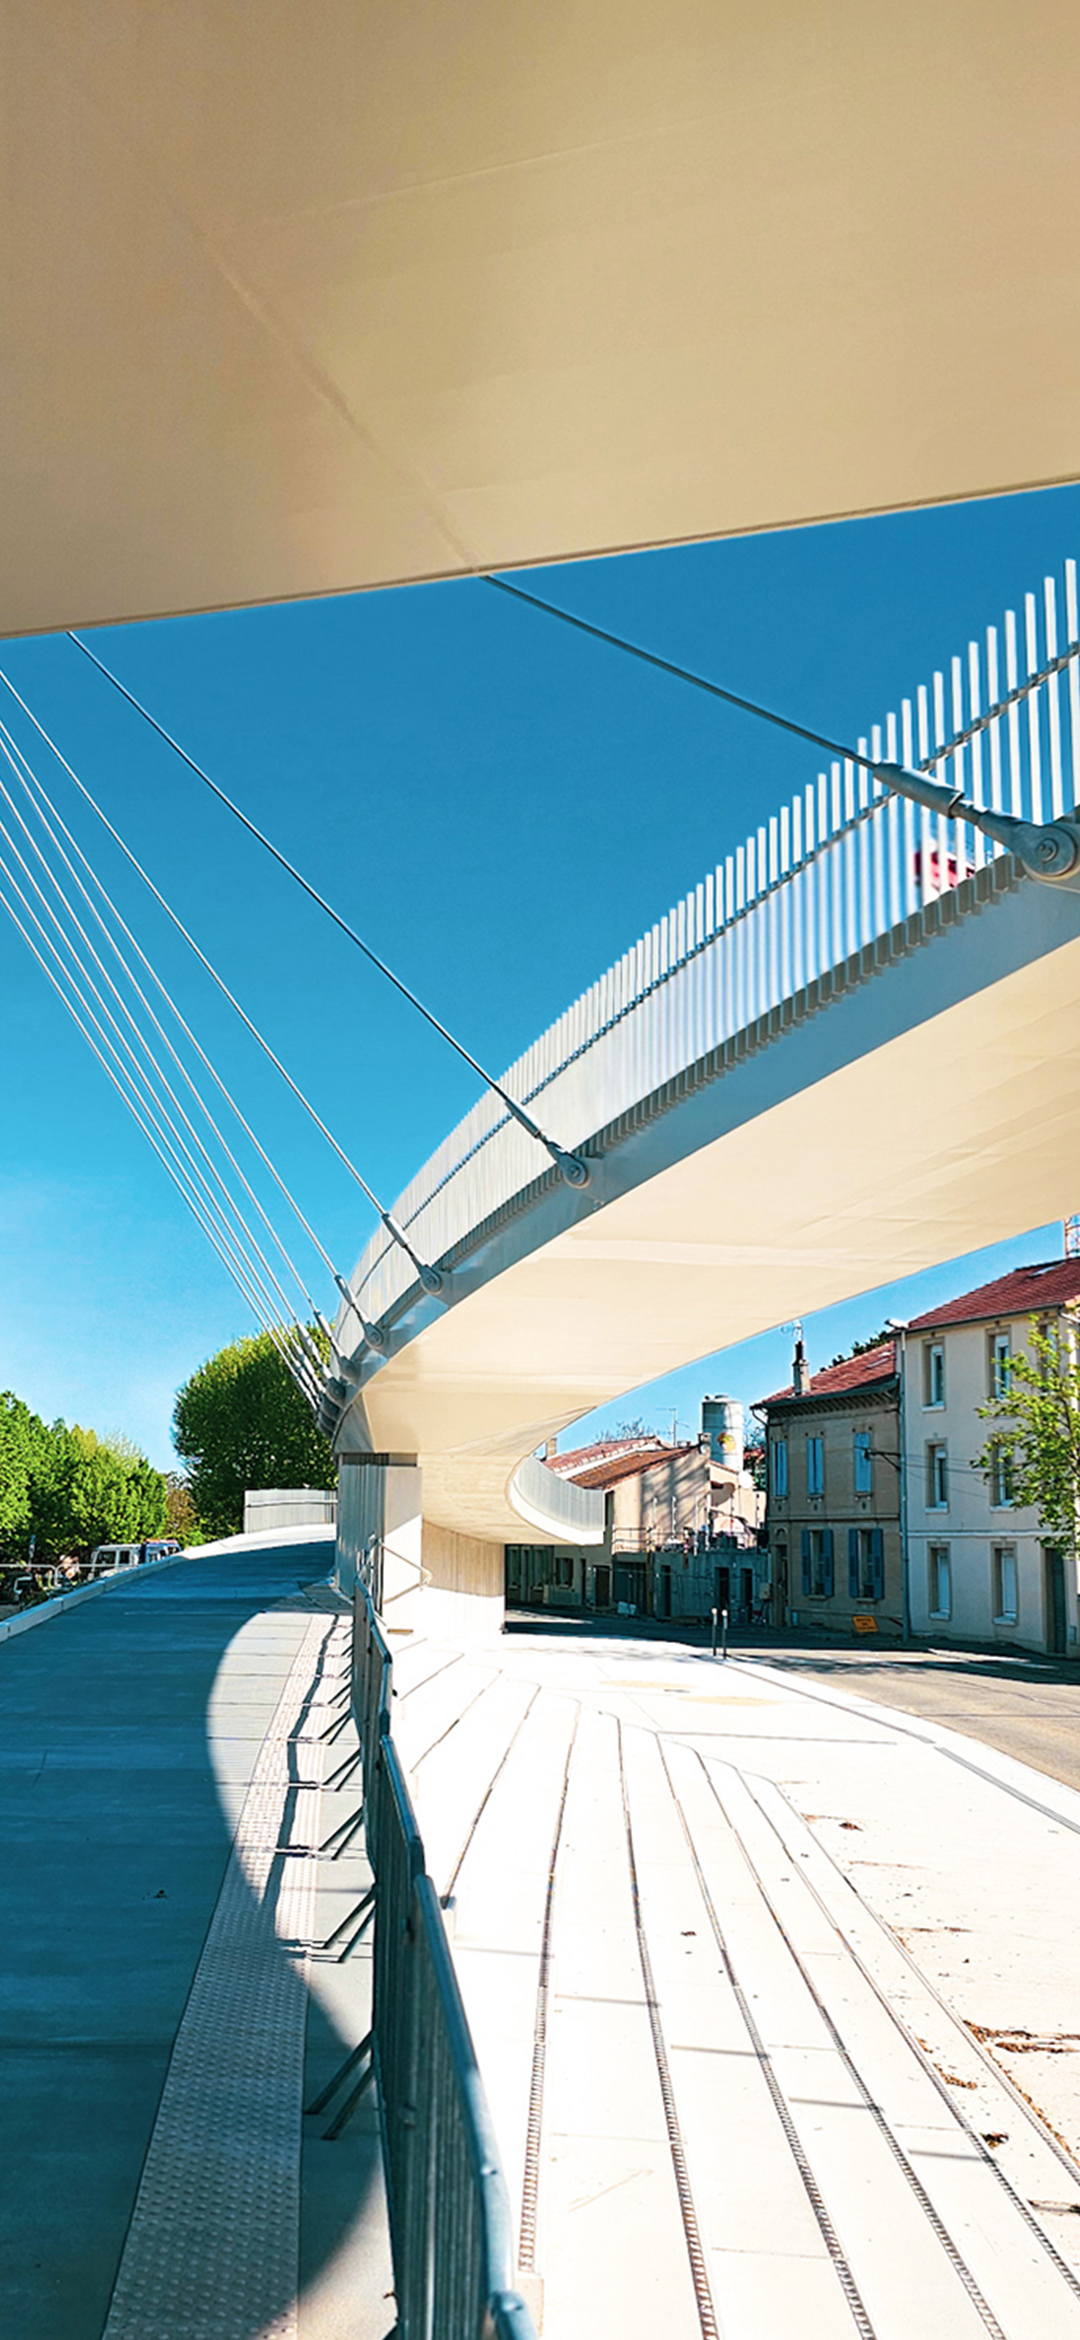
left=348, top=872, right=1080, bottom=1544
left=2, top=3, right=1080, bottom=638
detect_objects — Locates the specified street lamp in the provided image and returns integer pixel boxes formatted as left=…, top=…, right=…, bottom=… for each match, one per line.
left=885, top=1319, right=910, bottom=1644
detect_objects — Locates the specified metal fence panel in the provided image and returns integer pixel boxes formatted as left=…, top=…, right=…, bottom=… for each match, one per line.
left=353, top=1576, right=538, bottom=2340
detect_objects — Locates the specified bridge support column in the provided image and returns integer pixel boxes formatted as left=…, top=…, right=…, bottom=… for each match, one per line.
left=336, top=1452, right=423, bottom=1634
left=336, top=1457, right=505, bottom=1640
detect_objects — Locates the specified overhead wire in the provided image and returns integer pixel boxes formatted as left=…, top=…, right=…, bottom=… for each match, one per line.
left=0, top=713, right=334, bottom=1340
left=484, top=572, right=1080, bottom=781
left=0, top=775, right=315, bottom=1365
left=60, top=632, right=588, bottom=1185
left=0, top=664, right=449, bottom=1298
left=0, top=756, right=323, bottom=1389
left=0, top=845, right=315, bottom=1397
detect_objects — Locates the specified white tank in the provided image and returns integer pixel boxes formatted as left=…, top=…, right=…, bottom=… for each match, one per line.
left=702, top=1395, right=744, bottom=1473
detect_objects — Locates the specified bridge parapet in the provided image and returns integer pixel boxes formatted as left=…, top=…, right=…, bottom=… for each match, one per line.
left=507, top=1454, right=606, bottom=1546
left=340, top=562, right=1080, bottom=1352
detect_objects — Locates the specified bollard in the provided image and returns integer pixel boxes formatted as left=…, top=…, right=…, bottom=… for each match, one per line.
left=710, top=1606, right=718, bottom=1656
left=721, top=1606, right=729, bottom=1660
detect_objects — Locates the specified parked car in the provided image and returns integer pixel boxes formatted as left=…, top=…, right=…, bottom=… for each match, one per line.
left=88, top=1539, right=181, bottom=1574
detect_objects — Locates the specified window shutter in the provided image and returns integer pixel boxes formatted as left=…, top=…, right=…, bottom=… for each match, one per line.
left=871, top=1527, right=884, bottom=1601
left=822, top=1528, right=834, bottom=1598
left=848, top=1528, right=859, bottom=1599
left=801, top=1528, right=811, bottom=1596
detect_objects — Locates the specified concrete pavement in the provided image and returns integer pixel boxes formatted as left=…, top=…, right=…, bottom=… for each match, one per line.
left=390, top=1625, right=1080, bottom=2340
left=0, top=1539, right=392, bottom=2340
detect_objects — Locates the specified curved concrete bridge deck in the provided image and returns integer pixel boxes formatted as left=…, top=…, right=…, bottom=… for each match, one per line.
left=0, top=1541, right=392, bottom=2340
left=390, top=1622, right=1080, bottom=2340
left=332, top=564, right=1080, bottom=1586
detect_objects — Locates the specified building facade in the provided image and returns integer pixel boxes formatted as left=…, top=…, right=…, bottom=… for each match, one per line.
left=759, top=1342, right=903, bottom=1635
left=903, top=1261, right=1080, bottom=1658
left=505, top=1411, right=765, bottom=1622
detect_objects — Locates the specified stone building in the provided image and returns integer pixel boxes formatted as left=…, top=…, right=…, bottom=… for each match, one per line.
left=759, top=1338, right=903, bottom=1634
left=902, top=1260, right=1080, bottom=1657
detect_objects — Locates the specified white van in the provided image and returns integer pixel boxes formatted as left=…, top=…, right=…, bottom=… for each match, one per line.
left=89, top=1544, right=143, bottom=1573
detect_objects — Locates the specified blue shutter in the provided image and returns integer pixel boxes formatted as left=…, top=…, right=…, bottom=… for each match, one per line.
left=871, top=1527, right=884, bottom=1602
left=801, top=1528, right=811, bottom=1595
left=822, top=1528, right=834, bottom=1598
left=848, top=1528, right=860, bottom=1600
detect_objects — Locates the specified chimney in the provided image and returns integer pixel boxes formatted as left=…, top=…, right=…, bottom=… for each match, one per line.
left=544, top=1436, right=557, bottom=1460
left=792, top=1331, right=809, bottom=1396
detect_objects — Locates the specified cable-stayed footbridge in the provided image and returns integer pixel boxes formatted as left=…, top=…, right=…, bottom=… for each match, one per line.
left=3, top=561, right=1080, bottom=1636
left=323, top=565, right=1080, bottom=1626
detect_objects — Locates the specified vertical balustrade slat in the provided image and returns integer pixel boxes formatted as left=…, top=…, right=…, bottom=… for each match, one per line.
left=1066, top=561, right=1080, bottom=811
left=1045, top=575, right=1065, bottom=821
left=1005, top=609, right=1023, bottom=818
left=968, top=642, right=986, bottom=870
left=1026, top=590, right=1044, bottom=826
left=950, top=657, right=968, bottom=878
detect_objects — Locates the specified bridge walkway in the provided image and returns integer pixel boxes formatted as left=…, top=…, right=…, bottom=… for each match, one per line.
left=390, top=1623, right=1080, bottom=2340
left=0, top=1540, right=392, bottom=2340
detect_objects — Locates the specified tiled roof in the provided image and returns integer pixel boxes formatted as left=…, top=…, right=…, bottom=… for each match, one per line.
left=907, top=1259, right=1080, bottom=1332
left=765, top=1340, right=896, bottom=1407
left=561, top=1444, right=693, bottom=1489
left=549, top=1436, right=663, bottom=1476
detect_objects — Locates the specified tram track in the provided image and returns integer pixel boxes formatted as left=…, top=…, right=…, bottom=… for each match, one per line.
left=688, top=1750, right=1010, bottom=2340
left=655, top=1736, right=878, bottom=2338
left=739, top=1764, right=1080, bottom=2301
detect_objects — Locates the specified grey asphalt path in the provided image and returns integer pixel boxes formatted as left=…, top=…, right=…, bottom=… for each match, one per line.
left=751, top=1641, right=1080, bottom=1793
left=0, top=1543, right=391, bottom=2340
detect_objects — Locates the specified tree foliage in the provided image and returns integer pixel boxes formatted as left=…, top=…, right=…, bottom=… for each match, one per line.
left=0, top=1394, right=171, bottom=1564
left=975, top=1318, right=1080, bottom=1557
left=172, top=1331, right=333, bottom=1539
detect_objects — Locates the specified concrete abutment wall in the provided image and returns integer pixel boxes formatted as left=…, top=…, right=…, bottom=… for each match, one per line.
left=336, top=1456, right=504, bottom=1639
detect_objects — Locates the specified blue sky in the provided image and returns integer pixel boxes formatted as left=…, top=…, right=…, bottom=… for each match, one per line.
left=1, top=484, right=1078, bottom=1466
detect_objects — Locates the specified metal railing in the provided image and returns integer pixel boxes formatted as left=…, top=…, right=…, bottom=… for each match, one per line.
left=352, top=1569, right=537, bottom=2340
left=341, top=560, right=1080, bottom=1338
left=507, top=1452, right=606, bottom=1543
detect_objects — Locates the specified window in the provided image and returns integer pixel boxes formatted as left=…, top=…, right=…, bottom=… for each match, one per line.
left=853, top=1430, right=873, bottom=1495
left=926, top=1443, right=948, bottom=1509
left=801, top=1526, right=834, bottom=1597
left=989, top=1440, right=1015, bottom=1508
left=989, top=1331, right=1011, bottom=1399
left=993, top=1544, right=1018, bottom=1623
left=929, top=1544, right=951, bottom=1618
left=923, top=1341, right=945, bottom=1407
left=771, top=1437, right=788, bottom=1498
left=557, top=1556, right=575, bottom=1588
left=806, top=1434, right=824, bottom=1497
left=848, top=1525, right=884, bottom=1600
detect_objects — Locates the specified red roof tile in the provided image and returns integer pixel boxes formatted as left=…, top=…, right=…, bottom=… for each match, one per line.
left=765, top=1341, right=896, bottom=1406
left=906, top=1259, right=1080, bottom=1333
left=561, top=1444, right=693, bottom=1489
left=549, top=1436, right=664, bottom=1476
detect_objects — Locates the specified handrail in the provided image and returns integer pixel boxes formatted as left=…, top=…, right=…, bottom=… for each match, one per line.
left=352, top=1568, right=538, bottom=2340
left=340, top=559, right=1080, bottom=1342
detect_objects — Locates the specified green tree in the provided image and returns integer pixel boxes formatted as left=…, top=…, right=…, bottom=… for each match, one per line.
left=173, top=1331, right=333, bottom=1539
left=164, top=1473, right=203, bottom=1545
left=1, top=1400, right=170, bottom=1567
left=975, top=1317, right=1080, bottom=1557
left=0, top=1393, right=53, bottom=1562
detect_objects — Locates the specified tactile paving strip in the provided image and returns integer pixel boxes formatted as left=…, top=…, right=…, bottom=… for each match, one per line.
left=102, top=1612, right=342, bottom=2340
